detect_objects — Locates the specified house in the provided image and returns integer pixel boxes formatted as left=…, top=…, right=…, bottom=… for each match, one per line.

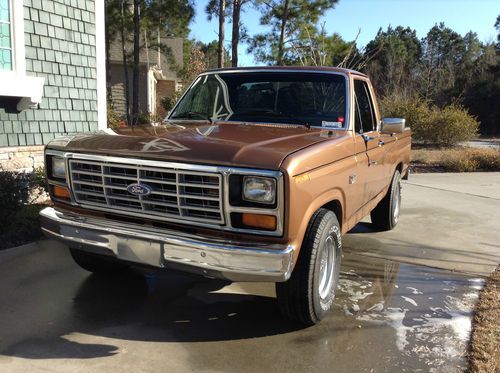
left=0, top=0, right=106, bottom=172
left=108, top=36, right=183, bottom=120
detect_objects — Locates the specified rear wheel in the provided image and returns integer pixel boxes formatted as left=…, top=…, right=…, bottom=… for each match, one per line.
left=276, top=209, right=342, bottom=325
left=70, top=248, right=130, bottom=275
left=371, top=170, right=402, bottom=231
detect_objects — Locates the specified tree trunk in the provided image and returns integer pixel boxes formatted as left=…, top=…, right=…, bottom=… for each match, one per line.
left=218, top=0, right=225, bottom=68
left=231, top=0, right=241, bottom=67
left=277, top=0, right=290, bottom=66
left=105, top=0, right=112, bottom=103
left=120, top=0, right=131, bottom=125
left=132, top=0, right=141, bottom=124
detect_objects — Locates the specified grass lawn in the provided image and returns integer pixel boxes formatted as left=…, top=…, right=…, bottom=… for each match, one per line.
left=469, top=265, right=500, bottom=373
left=411, top=145, right=500, bottom=173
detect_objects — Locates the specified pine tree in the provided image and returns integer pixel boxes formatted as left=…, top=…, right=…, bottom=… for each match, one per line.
left=248, top=0, right=338, bottom=65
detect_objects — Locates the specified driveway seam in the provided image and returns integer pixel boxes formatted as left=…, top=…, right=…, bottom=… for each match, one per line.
left=403, top=182, right=500, bottom=201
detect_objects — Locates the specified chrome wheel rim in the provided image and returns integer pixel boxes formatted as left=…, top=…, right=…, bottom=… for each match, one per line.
left=318, top=235, right=336, bottom=300
left=393, top=180, right=401, bottom=223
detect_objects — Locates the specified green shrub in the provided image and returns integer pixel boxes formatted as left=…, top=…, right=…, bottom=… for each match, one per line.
left=0, top=172, right=30, bottom=227
left=0, top=170, right=46, bottom=229
left=427, top=105, right=479, bottom=147
left=33, top=166, right=47, bottom=192
left=107, top=104, right=123, bottom=129
left=161, top=90, right=183, bottom=114
left=136, top=112, right=151, bottom=125
left=380, top=94, right=431, bottom=141
left=380, top=95, right=479, bottom=147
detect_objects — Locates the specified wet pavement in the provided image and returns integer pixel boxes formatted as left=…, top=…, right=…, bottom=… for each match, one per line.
left=0, top=241, right=484, bottom=373
left=1, top=172, right=499, bottom=372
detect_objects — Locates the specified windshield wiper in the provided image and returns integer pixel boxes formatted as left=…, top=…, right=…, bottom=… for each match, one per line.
left=170, top=111, right=213, bottom=122
left=232, top=109, right=310, bottom=128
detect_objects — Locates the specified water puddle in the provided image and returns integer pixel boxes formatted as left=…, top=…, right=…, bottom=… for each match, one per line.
left=334, top=254, right=485, bottom=372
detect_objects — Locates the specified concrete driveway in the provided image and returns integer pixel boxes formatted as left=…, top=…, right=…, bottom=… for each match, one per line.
left=345, top=172, right=500, bottom=276
left=0, top=173, right=499, bottom=373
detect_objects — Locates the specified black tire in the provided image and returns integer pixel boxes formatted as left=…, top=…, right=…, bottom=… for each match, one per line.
left=70, top=248, right=130, bottom=275
left=370, top=170, right=402, bottom=231
left=276, top=209, right=342, bottom=325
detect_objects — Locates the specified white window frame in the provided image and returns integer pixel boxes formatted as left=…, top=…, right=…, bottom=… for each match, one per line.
left=0, top=0, right=44, bottom=111
left=0, top=0, right=24, bottom=74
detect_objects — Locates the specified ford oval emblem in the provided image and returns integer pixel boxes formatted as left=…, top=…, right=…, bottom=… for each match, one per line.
left=127, top=183, right=152, bottom=196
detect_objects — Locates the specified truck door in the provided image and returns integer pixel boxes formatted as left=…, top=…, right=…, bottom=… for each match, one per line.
left=353, top=79, right=387, bottom=205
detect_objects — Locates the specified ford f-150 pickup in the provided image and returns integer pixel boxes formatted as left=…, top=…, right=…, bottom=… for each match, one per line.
left=40, top=67, right=411, bottom=325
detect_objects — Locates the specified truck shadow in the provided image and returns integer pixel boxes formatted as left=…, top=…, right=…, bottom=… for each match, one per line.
left=74, top=271, right=304, bottom=342
left=2, top=252, right=411, bottom=362
left=2, top=271, right=305, bottom=360
left=348, top=222, right=377, bottom=234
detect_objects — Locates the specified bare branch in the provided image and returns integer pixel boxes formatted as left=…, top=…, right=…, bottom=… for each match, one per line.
left=337, top=28, right=361, bottom=68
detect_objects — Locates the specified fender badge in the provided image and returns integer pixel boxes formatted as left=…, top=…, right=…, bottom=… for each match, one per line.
left=294, top=173, right=310, bottom=184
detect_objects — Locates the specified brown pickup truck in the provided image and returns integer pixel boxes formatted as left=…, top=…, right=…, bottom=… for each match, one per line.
left=40, top=67, right=411, bottom=325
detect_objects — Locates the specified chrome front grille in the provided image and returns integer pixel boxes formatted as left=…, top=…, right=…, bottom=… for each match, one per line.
left=69, top=159, right=224, bottom=224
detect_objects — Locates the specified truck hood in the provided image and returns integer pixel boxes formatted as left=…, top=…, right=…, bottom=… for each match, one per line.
left=49, top=122, right=350, bottom=170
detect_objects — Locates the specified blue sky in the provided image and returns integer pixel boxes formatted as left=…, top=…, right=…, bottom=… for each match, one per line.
left=189, top=0, right=499, bottom=66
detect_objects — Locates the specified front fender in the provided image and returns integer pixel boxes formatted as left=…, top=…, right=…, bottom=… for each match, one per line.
left=287, top=187, right=346, bottom=269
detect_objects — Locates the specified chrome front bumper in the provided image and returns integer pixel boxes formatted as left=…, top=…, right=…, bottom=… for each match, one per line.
left=39, top=207, right=294, bottom=282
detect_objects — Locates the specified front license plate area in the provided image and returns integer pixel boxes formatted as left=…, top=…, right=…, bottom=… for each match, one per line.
left=116, top=237, right=163, bottom=267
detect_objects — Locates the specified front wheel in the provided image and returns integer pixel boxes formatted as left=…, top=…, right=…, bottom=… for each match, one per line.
left=276, top=209, right=342, bottom=325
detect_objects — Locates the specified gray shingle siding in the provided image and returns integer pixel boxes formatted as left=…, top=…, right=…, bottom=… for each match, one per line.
left=0, top=0, right=99, bottom=148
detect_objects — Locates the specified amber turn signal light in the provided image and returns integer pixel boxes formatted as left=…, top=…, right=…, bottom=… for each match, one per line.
left=241, top=213, right=277, bottom=230
left=53, top=185, right=71, bottom=199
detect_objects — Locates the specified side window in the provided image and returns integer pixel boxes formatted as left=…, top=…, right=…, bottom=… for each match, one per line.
left=354, top=80, right=376, bottom=133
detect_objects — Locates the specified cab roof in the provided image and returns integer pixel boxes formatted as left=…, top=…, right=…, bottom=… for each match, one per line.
left=204, top=65, right=368, bottom=78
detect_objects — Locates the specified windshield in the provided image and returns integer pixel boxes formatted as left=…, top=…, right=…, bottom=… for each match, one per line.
left=169, top=72, right=347, bottom=128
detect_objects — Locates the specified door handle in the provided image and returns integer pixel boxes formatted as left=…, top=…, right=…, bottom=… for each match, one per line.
left=362, top=134, right=375, bottom=142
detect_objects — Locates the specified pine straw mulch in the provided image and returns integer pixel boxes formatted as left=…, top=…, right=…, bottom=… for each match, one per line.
left=469, top=265, right=500, bottom=373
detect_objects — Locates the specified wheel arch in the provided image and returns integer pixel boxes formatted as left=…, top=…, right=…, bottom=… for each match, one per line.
left=321, top=200, right=343, bottom=231
left=396, top=161, right=404, bottom=174
left=395, top=160, right=409, bottom=180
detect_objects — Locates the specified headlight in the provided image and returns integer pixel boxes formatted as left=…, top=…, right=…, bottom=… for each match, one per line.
left=242, top=176, right=276, bottom=204
left=51, top=157, right=66, bottom=179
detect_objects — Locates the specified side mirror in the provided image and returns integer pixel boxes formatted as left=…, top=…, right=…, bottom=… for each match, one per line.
left=381, top=118, right=406, bottom=134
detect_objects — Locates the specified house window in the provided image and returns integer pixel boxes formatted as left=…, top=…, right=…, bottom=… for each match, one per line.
left=0, top=0, right=45, bottom=112
left=0, top=0, right=12, bottom=71
left=0, top=0, right=24, bottom=74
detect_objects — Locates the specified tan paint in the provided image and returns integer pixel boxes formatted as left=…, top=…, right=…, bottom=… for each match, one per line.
left=47, top=67, right=412, bottom=272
